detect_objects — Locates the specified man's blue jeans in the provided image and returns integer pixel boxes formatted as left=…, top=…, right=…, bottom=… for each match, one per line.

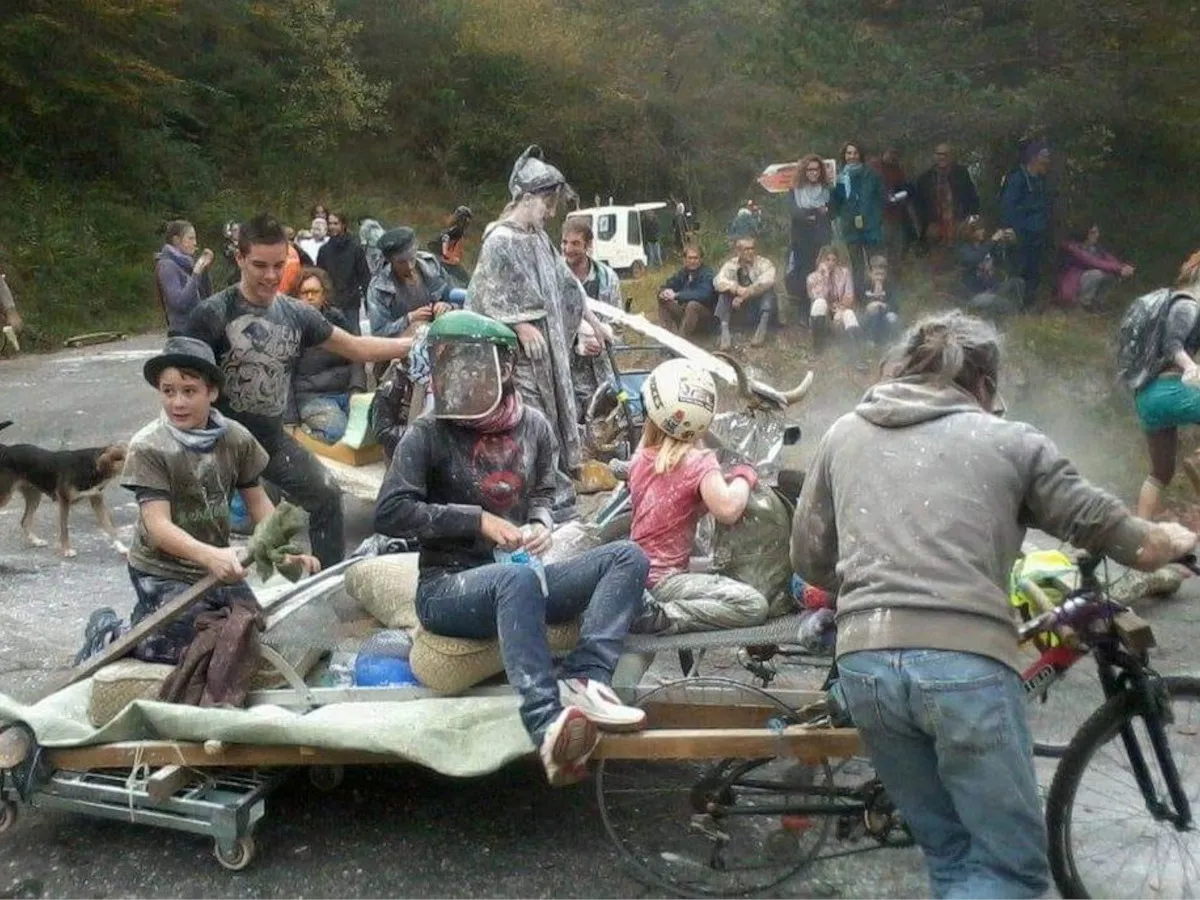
left=415, top=541, right=649, bottom=742
left=834, top=649, right=1049, bottom=899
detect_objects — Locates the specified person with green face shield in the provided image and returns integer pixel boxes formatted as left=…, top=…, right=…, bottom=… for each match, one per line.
left=373, top=310, right=650, bottom=787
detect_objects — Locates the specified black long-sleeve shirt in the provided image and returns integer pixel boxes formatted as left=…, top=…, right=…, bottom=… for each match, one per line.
left=373, top=406, right=556, bottom=577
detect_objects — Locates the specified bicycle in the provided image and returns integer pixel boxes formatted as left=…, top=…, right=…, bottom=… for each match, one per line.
left=596, top=552, right=1200, bottom=899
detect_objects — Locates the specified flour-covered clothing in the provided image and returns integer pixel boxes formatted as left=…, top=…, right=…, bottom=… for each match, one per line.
left=185, top=287, right=335, bottom=451
left=121, top=415, right=268, bottom=582
left=467, top=218, right=586, bottom=514
left=373, top=405, right=557, bottom=578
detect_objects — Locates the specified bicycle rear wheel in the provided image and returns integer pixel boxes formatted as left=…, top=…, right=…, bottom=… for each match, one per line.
left=595, top=677, right=835, bottom=897
left=1047, top=675, right=1200, bottom=898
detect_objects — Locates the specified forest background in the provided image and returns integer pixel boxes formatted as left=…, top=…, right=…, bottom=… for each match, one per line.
left=1, top=0, right=1198, bottom=344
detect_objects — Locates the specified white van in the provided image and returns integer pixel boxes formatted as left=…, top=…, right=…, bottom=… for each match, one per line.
left=565, top=202, right=666, bottom=278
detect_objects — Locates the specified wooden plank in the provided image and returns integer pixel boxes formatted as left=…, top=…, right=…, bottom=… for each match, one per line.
left=594, top=726, right=861, bottom=762
left=286, top=426, right=383, bottom=467
left=641, top=699, right=823, bottom=730
left=47, top=742, right=406, bottom=771
left=47, top=726, right=861, bottom=771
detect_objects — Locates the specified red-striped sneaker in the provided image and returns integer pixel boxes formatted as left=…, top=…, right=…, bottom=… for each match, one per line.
left=559, top=678, right=647, bottom=732
left=539, top=705, right=599, bottom=787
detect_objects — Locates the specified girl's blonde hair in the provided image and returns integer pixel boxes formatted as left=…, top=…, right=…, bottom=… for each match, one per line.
left=640, top=419, right=695, bottom=474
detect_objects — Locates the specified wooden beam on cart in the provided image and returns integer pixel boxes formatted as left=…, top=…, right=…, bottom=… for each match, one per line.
left=46, top=726, right=861, bottom=771
left=593, top=726, right=860, bottom=762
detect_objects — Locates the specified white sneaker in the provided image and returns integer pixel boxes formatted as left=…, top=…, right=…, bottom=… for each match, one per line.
left=559, top=677, right=647, bottom=733
left=539, top=705, right=599, bottom=787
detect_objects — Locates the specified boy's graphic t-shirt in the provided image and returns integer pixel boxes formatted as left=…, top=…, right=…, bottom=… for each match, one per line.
left=628, top=446, right=720, bottom=587
left=121, top=417, right=269, bottom=582
left=186, top=287, right=334, bottom=449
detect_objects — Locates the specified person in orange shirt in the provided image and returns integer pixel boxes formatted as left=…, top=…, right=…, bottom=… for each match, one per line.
left=280, top=226, right=305, bottom=297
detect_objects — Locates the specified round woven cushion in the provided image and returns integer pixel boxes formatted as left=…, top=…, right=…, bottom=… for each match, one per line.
left=409, top=620, right=582, bottom=695
left=344, top=554, right=420, bottom=628
left=88, top=659, right=175, bottom=728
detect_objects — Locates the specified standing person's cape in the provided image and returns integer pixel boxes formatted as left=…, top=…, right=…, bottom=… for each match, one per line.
left=466, top=218, right=586, bottom=473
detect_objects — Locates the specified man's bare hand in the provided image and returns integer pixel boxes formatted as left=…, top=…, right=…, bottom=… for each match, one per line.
left=409, top=305, right=434, bottom=323
left=205, top=547, right=245, bottom=583
left=660, top=288, right=676, bottom=302
left=522, top=524, right=553, bottom=557
left=283, top=553, right=322, bottom=576
left=432, top=302, right=453, bottom=317
left=194, top=248, right=214, bottom=275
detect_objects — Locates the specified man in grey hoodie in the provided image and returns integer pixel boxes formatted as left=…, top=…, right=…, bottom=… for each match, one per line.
left=791, top=310, right=1196, bottom=899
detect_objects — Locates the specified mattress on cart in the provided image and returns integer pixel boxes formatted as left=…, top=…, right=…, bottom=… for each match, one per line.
left=0, top=681, right=534, bottom=779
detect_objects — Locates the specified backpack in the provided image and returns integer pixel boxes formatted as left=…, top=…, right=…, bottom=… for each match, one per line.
left=1115, top=288, right=1193, bottom=391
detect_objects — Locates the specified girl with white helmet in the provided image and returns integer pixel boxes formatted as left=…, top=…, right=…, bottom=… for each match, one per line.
left=627, top=358, right=770, bottom=634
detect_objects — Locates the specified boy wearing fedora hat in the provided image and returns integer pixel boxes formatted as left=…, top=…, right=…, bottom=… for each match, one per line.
left=78, top=336, right=319, bottom=666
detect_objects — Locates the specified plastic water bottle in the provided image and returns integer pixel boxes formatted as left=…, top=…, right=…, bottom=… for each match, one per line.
left=495, top=530, right=548, bottom=596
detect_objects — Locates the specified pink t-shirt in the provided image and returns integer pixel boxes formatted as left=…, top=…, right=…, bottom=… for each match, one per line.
left=628, top=446, right=721, bottom=587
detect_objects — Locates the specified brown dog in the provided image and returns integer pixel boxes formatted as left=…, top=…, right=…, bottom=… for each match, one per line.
left=0, top=421, right=129, bottom=558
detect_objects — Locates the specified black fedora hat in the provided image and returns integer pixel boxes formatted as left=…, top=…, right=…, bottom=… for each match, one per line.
left=143, top=336, right=224, bottom=390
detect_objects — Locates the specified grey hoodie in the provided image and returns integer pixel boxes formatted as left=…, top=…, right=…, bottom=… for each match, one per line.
left=791, top=377, right=1149, bottom=672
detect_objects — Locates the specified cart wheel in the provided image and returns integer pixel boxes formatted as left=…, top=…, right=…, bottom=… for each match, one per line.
left=214, top=835, right=255, bottom=871
left=0, top=800, right=18, bottom=834
left=308, top=764, right=344, bottom=792
left=596, top=676, right=834, bottom=897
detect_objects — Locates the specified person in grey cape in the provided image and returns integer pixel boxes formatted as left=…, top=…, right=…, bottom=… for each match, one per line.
left=467, top=145, right=612, bottom=521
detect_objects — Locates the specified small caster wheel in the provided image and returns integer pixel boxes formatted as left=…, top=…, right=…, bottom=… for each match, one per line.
left=214, top=835, right=255, bottom=871
left=308, top=764, right=344, bottom=792
left=0, top=800, right=18, bottom=834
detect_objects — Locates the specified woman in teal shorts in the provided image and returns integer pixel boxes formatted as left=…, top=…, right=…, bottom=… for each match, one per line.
left=1135, top=250, right=1200, bottom=519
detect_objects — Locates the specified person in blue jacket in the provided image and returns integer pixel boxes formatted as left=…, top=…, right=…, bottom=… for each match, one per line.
left=1000, top=140, right=1052, bottom=308
left=829, top=141, right=884, bottom=301
left=656, top=245, right=717, bottom=337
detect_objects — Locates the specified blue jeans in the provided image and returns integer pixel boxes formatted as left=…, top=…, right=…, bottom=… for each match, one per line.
left=646, top=241, right=663, bottom=269
left=128, top=566, right=257, bottom=665
left=299, top=394, right=350, bottom=443
left=834, top=650, right=1049, bottom=899
left=415, top=541, right=649, bottom=741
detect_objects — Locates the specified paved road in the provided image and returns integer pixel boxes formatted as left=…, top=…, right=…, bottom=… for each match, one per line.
left=2, top=336, right=1199, bottom=898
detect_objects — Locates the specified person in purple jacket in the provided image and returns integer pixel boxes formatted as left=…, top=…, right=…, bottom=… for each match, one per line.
left=1056, top=223, right=1135, bottom=311
left=155, top=220, right=214, bottom=334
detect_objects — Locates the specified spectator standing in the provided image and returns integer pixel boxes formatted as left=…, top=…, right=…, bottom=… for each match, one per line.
left=360, top=218, right=386, bottom=278
left=786, top=154, right=832, bottom=326
left=317, top=211, right=371, bottom=335
left=1000, top=140, right=1053, bottom=307
left=297, top=216, right=328, bottom=266
left=561, top=218, right=623, bottom=417
left=641, top=210, right=662, bottom=270
left=875, top=146, right=917, bottom=266
left=154, top=220, right=214, bottom=335
left=829, top=141, right=884, bottom=300
left=914, top=143, right=980, bottom=254
left=432, top=206, right=474, bottom=287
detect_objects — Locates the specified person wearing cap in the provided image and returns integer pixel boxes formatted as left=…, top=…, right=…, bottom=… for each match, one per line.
left=365, top=225, right=456, bottom=338
left=374, top=309, right=649, bottom=786
left=75, top=336, right=320, bottom=667
left=185, top=214, right=417, bottom=569
left=467, top=144, right=614, bottom=522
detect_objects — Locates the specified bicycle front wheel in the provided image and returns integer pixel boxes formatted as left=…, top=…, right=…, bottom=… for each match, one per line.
left=1047, top=675, right=1200, bottom=898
